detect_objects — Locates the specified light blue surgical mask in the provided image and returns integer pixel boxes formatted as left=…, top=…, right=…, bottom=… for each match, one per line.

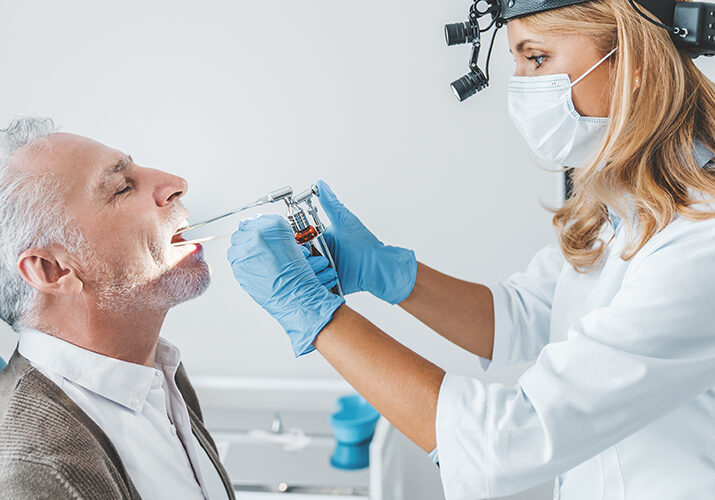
left=507, top=48, right=617, bottom=167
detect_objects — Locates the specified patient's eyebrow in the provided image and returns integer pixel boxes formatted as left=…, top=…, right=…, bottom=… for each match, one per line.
left=96, top=155, right=133, bottom=194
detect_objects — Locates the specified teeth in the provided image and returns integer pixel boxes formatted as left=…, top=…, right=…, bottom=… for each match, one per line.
left=175, top=220, right=189, bottom=234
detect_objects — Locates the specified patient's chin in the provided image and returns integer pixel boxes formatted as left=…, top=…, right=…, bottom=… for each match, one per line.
left=94, top=258, right=211, bottom=313
left=160, top=259, right=212, bottom=309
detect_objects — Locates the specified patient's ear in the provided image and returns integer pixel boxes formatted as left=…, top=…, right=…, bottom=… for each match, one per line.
left=17, top=248, right=83, bottom=296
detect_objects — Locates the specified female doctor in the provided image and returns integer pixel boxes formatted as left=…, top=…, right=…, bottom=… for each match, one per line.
left=227, top=0, right=715, bottom=498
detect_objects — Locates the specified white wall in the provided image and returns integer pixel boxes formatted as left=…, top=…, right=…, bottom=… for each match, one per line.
left=1, top=1, right=712, bottom=499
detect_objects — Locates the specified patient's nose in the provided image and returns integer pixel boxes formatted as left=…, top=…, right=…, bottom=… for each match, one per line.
left=154, top=171, right=188, bottom=207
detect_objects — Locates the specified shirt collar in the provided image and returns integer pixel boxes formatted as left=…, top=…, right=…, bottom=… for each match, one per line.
left=693, top=139, right=715, bottom=168
left=17, top=328, right=182, bottom=413
left=155, top=337, right=182, bottom=384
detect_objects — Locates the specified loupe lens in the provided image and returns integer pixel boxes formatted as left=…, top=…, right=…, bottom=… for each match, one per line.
left=450, top=69, right=488, bottom=101
left=445, top=22, right=470, bottom=46
left=450, top=76, right=477, bottom=102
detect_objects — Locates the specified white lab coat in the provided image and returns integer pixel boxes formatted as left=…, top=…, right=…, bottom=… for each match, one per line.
left=435, top=157, right=715, bottom=499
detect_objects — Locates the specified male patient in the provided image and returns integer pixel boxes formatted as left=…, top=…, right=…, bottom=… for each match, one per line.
left=0, top=117, right=233, bottom=499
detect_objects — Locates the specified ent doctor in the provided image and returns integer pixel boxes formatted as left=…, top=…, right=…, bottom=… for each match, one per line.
left=227, top=0, right=715, bottom=498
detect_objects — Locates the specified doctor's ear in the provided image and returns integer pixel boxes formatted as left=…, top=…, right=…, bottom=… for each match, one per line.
left=633, top=71, right=641, bottom=93
left=17, top=247, right=84, bottom=297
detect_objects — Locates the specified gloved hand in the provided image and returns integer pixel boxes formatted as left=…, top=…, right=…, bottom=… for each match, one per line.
left=227, top=214, right=345, bottom=357
left=316, top=181, right=417, bottom=305
left=302, top=245, right=339, bottom=291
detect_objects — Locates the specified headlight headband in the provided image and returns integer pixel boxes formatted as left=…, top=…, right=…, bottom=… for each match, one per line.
left=445, top=0, right=715, bottom=101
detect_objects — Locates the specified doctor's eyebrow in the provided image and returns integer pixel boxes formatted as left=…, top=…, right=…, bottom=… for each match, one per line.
left=96, top=154, right=134, bottom=194
left=509, top=39, right=543, bottom=54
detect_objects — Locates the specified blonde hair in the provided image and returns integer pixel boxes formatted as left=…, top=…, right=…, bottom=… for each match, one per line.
left=519, top=0, right=715, bottom=272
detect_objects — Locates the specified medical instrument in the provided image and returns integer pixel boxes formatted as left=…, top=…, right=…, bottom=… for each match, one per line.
left=285, top=185, right=344, bottom=296
left=175, top=183, right=344, bottom=296
left=445, top=0, right=715, bottom=101
left=171, top=234, right=230, bottom=247
left=175, top=186, right=294, bottom=235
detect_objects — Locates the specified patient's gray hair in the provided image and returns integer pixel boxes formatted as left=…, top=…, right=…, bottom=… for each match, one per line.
left=0, top=117, right=87, bottom=331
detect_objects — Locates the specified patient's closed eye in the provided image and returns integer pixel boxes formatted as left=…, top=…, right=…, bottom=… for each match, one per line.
left=114, top=182, right=133, bottom=197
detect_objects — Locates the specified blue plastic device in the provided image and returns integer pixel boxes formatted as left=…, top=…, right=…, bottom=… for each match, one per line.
left=329, top=394, right=381, bottom=470
left=0, top=357, right=6, bottom=370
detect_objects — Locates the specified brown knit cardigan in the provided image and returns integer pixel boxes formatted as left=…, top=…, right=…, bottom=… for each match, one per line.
left=0, top=350, right=235, bottom=499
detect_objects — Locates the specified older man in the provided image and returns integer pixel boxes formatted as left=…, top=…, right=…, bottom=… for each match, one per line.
left=0, top=116, right=229, bottom=499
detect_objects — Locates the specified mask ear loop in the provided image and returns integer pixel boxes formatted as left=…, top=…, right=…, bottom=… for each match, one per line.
left=569, top=48, right=618, bottom=88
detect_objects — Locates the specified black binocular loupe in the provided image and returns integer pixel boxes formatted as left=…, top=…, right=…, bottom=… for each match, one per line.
left=450, top=68, right=489, bottom=101
left=445, top=21, right=493, bottom=101
left=445, top=21, right=480, bottom=46
left=444, top=0, right=501, bottom=101
left=444, top=0, right=715, bottom=102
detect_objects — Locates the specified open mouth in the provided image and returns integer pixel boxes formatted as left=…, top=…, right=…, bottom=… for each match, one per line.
left=169, top=219, right=217, bottom=248
left=171, top=233, right=186, bottom=245
left=171, top=233, right=185, bottom=245
left=170, top=220, right=189, bottom=245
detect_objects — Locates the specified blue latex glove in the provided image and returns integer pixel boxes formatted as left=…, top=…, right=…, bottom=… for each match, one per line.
left=302, top=245, right=339, bottom=290
left=227, top=214, right=346, bottom=357
left=316, top=181, right=417, bottom=305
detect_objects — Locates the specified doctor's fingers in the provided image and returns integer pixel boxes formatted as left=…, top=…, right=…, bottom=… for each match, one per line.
left=315, top=266, right=339, bottom=289
left=316, top=180, right=359, bottom=227
left=300, top=245, right=338, bottom=288
left=305, top=250, right=330, bottom=273
left=231, top=214, right=293, bottom=246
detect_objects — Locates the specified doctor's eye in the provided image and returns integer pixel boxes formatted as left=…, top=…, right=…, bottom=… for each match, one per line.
left=526, top=55, right=546, bottom=69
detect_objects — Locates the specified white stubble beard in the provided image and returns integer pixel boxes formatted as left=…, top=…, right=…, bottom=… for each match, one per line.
left=90, top=241, right=211, bottom=314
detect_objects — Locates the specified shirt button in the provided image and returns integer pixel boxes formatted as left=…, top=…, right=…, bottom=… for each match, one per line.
left=170, top=425, right=177, bottom=436
left=131, top=396, right=140, bottom=409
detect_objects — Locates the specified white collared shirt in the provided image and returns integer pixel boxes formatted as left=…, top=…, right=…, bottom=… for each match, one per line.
left=18, top=329, right=230, bottom=500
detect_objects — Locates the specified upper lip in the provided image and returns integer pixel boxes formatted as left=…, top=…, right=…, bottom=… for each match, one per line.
left=170, top=209, right=190, bottom=244
left=174, top=221, right=188, bottom=235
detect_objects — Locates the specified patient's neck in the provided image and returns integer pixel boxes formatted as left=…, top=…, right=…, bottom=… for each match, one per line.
left=32, top=299, right=168, bottom=368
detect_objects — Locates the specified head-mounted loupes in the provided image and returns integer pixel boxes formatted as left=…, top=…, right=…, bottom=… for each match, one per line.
left=446, top=0, right=715, bottom=101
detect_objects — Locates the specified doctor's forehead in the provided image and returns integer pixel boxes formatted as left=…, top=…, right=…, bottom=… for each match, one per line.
left=506, top=20, right=547, bottom=53
left=507, top=21, right=597, bottom=56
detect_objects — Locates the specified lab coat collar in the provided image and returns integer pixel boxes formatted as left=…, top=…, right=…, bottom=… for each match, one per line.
left=17, top=328, right=182, bottom=413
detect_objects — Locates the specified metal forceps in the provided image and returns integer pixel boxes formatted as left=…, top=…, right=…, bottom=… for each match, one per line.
left=172, top=186, right=294, bottom=244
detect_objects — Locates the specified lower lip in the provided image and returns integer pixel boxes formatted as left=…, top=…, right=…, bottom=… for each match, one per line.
left=171, top=241, right=202, bottom=256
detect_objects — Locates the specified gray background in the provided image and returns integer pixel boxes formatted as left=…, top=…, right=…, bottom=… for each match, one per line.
left=1, top=1, right=712, bottom=498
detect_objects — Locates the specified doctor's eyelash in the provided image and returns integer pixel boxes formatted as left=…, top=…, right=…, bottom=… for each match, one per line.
left=527, top=55, right=546, bottom=68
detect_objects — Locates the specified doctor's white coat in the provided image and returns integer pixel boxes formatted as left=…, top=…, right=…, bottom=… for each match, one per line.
left=435, top=191, right=715, bottom=498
